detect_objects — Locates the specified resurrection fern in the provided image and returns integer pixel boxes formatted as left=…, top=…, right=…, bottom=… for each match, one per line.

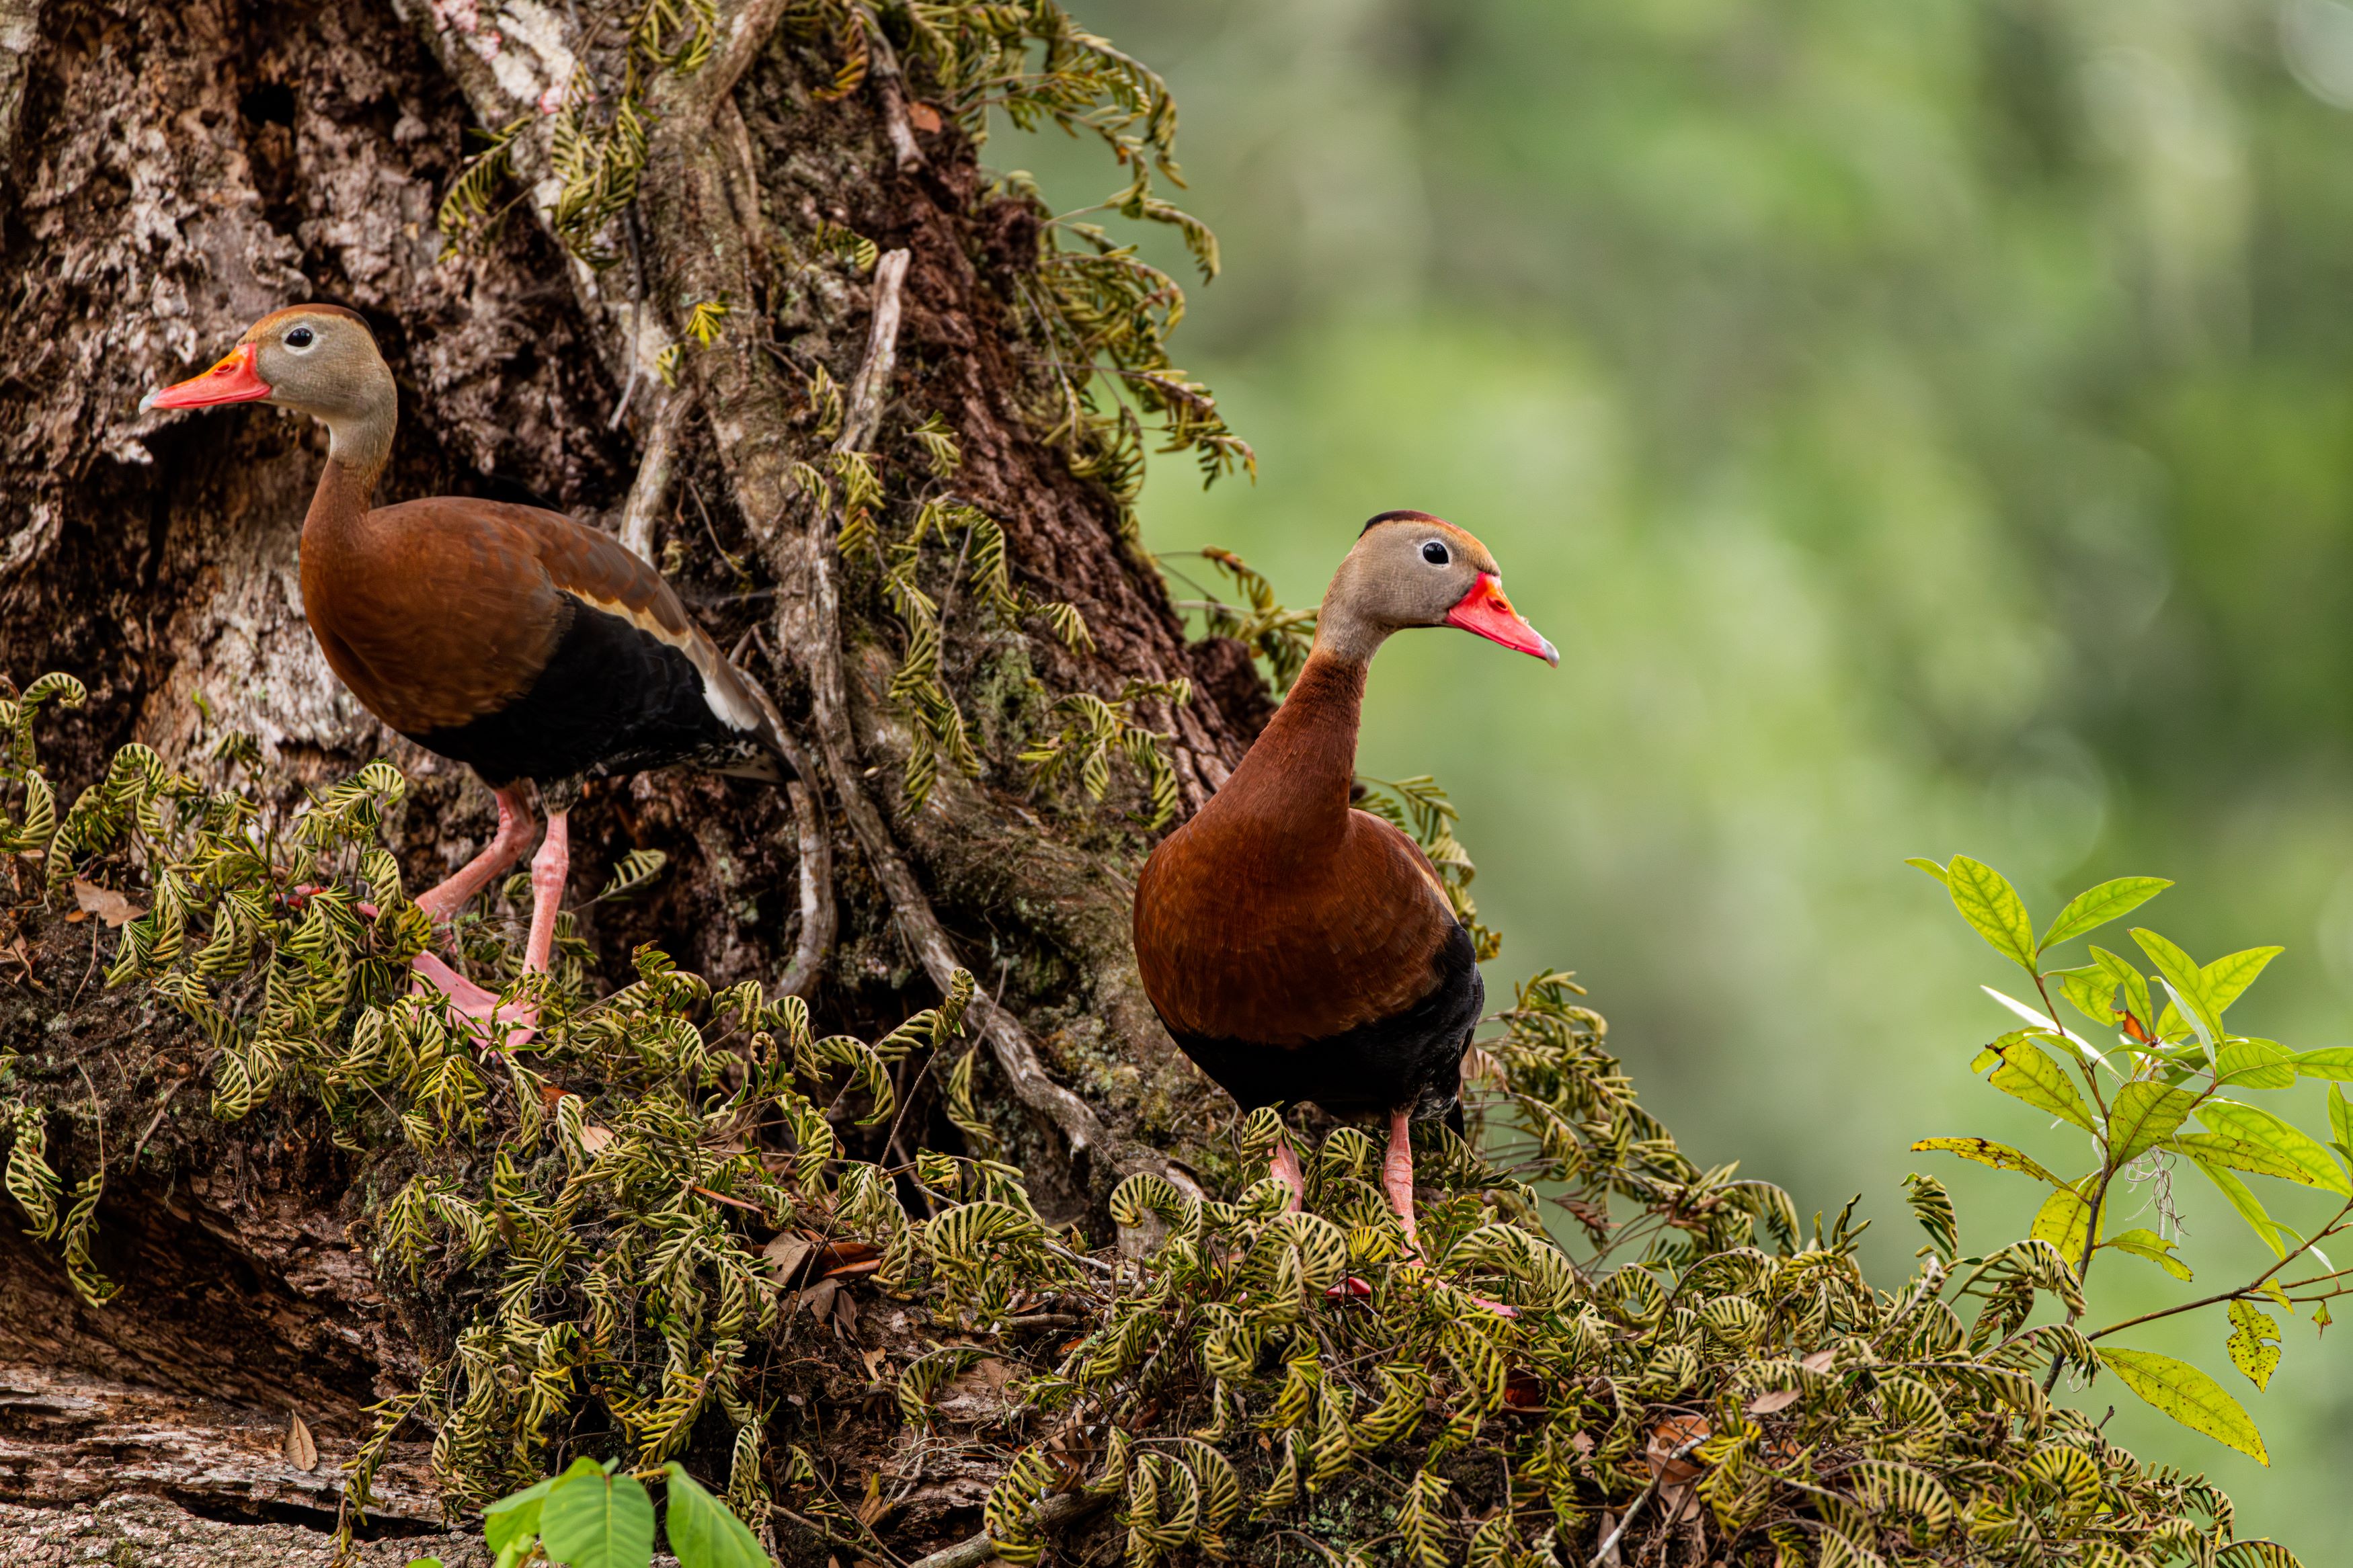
left=799, top=1, right=1258, bottom=529
left=1019, top=677, right=1189, bottom=831
left=0, top=680, right=2314, bottom=1565
left=1163, top=546, right=1318, bottom=693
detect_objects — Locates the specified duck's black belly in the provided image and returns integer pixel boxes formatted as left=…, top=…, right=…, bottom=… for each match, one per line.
left=409, top=594, right=753, bottom=790
left=1163, top=920, right=1484, bottom=1123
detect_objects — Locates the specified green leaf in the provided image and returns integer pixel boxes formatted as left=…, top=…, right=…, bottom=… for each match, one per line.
left=485, top=1475, right=558, bottom=1555
left=1905, top=856, right=1950, bottom=886
left=541, top=1460, right=655, bottom=1568
left=2197, top=1100, right=2351, bottom=1194
left=2226, top=1300, right=2282, bottom=1392
left=2171, top=1133, right=2317, bottom=1187
left=2110, top=1081, right=2198, bottom=1164
left=2091, top=944, right=2155, bottom=1035
left=406, top=1561, right=445, bottom=1568
left=2103, top=1227, right=2192, bottom=1282
left=2290, top=1047, right=2353, bottom=1082
left=2203, top=948, right=2283, bottom=1015
left=2333, top=1085, right=2353, bottom=1151
left=2100, top=1348, right=2268, bottom=1464
left=2132, top=929, right=2221, bottom=1044
left=2215, top=1039, right=2296, bottom=1090
left=2190, top=1157, right=2290, bottom=1259
left=2052, top=966, right=2120, bottom=1030
left=663, top=1464, right=771, bottom=1568
left=1910, top=1137, right=2069, bottom=1186
left=2041, top=876, right=2171, bottom=953
left=1948, top=856, right=2038, bottom=971
left=1984, top=1034, right=2098, bottom=1133
left=2030, top=1180, right=2098, bottom=1267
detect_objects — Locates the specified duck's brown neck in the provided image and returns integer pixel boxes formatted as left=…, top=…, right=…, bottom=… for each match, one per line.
left=300, top=403, right=394, bottom=548
left=1203, top=649, right=1367, bottom=859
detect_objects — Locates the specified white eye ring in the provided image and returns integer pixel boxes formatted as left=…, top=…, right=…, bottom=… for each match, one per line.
left=1421, top=539, right=1450, bottom=566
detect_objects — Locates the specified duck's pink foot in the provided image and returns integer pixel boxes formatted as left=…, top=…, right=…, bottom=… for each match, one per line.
left=1271, top=1132, right=1307, bottom=1213
left=411, top=950, right=539, bottom=1052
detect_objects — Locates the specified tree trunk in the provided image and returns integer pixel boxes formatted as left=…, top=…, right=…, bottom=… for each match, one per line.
left=0, top=0, right=1264, bottom=1557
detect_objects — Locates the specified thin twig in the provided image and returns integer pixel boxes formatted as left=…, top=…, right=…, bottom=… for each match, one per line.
left=2088, top=1195, right=2353, bottom=1342
left=1587, top=1438, right=1703, bottom=1568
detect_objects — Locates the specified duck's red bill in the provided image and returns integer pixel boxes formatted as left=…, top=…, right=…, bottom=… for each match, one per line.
left=1446, top=573, right=1558, bottom=665
left=141, top=343, right=272, bottom=410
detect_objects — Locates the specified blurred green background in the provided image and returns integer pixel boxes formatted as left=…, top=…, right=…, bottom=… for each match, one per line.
left=1005, top=0, right=2353, bottom=1549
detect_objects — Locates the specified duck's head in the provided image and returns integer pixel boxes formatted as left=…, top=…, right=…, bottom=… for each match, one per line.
left=140, top=305, right=395, bottom=466
left=1316, top=510, right=1558, bottom=667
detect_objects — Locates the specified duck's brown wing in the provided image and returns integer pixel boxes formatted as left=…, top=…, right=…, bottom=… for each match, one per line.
left=305, top=497, right=791, bottom=787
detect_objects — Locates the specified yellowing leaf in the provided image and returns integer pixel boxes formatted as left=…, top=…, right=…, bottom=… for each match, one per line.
left=1985, top=1034, right=2098, bottom=1134
left=2030, top=1180, right=2098, bottom=1268
left=1948, top=856, right=2037, bottom=971
left=2041, top=876, right=2171, bottom=953
left=2190, top=1157, right=2290, bottom=1260
left=2109, top=1081, right=2198, bottom=1163
left=2196, top=1101, right=2350, bottom=1195
left=2290, top=1047, right=2353, bottom=1082
left=2226, top=1301, right=2282, bottom=1392
left=2100, top=1348, right=2268, bottom=1465
left=2215, top=1039, right=2296, bottom=1090
left=1911, top=1137, right=2069, bottom=1187
left=1904, top=856, right=1950, bottom=886
left=2104, top=1228, right=2192, bottom=1282
left=2171, top=1133, right=2313, bottom=1188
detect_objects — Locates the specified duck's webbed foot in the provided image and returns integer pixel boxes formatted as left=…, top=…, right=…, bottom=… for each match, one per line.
left=410, top=951, right=540, bottom=1053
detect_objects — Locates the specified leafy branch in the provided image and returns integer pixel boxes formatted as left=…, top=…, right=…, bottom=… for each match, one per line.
left=1912, top=853, right=2353, bottom=1464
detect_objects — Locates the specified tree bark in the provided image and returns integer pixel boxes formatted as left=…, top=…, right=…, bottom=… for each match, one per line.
left=0, top=0, right=1265, bottom=1555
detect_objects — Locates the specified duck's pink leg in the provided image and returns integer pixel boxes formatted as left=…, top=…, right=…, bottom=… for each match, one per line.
left=409, top=795, right=563, bottom=1054
left=413, top=784, right=536, bottom=924
left=1270, top=1132, right=1306, bottom=1213
left=1385, top=1107, right=1517, bottom=1317
left=523, top=810, right=569, bottom=973
left=1383, top=1108, right=1423, bottom=1251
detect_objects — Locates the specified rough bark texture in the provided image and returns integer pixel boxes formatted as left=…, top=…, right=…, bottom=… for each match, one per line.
left=0, top=0, right=1267, bottom=1555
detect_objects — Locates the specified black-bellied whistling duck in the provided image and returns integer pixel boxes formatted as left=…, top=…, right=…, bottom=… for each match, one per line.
left=141, top=306, right=793, bottom=1042
left=1133, top=512, right=1556, bottom=1255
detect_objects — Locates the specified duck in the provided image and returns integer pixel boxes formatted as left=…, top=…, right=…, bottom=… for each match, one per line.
left=140, top=304, right=795, bottom=1042
left=1133, top=512, right=1556, bottom=1254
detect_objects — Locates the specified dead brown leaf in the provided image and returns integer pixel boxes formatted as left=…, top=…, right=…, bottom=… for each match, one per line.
left=794, top=1277, right=841, bottom=1321
left=282, top=1411, right=318, bottom=1472
left=577, top=1124, right=613, bottom=1154
left=764, top=1232, right=814, bottom=1284
left=812, top=1239, right=882, bottom=1279
left=1644, top=1415, right=1710, bottom=1485
left=73, top=879, right=143, bottom=927
left=1746, top=1389, right=1802, bottom=1416
left=1799, top=1348, right=1837, bottom=1374
left=859, top=1346, right=888, bottom=1383
left=906, top=100, right=943, bottom=134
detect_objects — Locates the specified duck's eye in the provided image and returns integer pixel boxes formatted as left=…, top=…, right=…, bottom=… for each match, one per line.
left=284, top=326, right=315, bottom=349
left=1421, top=540, right=1449, bottom=566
